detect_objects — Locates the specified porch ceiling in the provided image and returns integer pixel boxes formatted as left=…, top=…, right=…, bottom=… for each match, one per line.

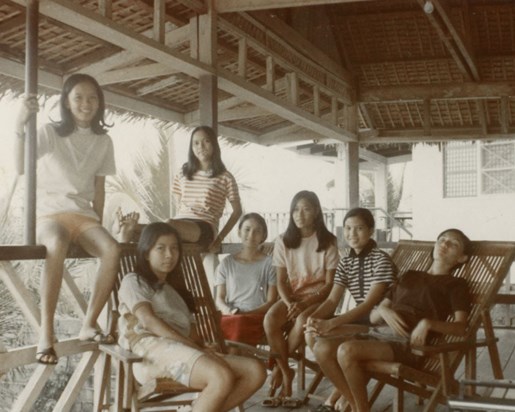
left=1, top=0, right=514, bottom=159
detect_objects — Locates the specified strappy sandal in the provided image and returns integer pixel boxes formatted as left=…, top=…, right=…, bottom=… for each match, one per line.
left=79, top=330, right=115, bottom=344
left=281, top=397, right=303, bottom=408
left=261, top=397, right=282, bottom=408
left=35, top=347, right=58, bottom=365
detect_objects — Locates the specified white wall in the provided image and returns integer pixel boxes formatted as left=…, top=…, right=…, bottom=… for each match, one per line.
left=411, top=144, right=515, bottom=242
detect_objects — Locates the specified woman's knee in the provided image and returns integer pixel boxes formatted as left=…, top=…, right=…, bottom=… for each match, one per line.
left=263, top=304, right=285, bottom=333
left=337, top=341, right=360, bottom=368
left=246, top=358, right=267, bottom=387
left=313, top=339, right=335, bottom=361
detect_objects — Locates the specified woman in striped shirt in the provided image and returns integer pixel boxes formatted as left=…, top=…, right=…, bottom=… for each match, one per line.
left=305, top=208, right=397, bottom=412
left=169, top=126, right=242, bottom=252
left=117, top=126, right=242, bottom=253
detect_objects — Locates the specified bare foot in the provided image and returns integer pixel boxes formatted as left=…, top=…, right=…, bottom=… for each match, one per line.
left=269, top=365, right=283, bottom=397
left=279, top=366, right=295, bottom=398
left=113, top=208, right=140, bottom=242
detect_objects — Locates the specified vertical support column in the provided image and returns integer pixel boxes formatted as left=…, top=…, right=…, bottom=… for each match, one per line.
left=334, top=144, right=359, bottom=209
left=375, top=162, right=388, bottom=232
left=153, top=0, right=165, bottom=43
left=197, top=3, right=217, bottom=131
left=24, top=0, right=39, bottom=245
left=346, top=103, right=359, bottom=209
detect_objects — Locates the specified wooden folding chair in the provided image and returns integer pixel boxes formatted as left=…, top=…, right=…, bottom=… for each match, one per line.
left=303, top=240, right=515, bottom=410
left=363, top=240, right=515, bottom=412
left=97, top=243, right=250, bottom=412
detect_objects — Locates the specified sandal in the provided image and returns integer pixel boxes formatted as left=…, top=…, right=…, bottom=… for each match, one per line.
left=312, top=405, right=337, bottom=412
left=282, top=397, right=303, bottom=408
left=261, top=397, right=282, bottom=408
left=79, top=331, right=115, bottom=344
left=35, top=347, right=58, bottom=365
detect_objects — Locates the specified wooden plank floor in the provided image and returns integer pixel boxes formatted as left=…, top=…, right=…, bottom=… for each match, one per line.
left=240, top=328, right=515, bottom=412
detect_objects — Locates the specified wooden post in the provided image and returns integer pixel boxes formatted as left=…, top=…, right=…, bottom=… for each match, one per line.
left=197, top=5, right=217, bottom=132
left=24, top=0, right=39, bottom=245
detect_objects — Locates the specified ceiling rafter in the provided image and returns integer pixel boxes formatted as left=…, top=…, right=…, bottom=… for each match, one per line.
left=9, top=0, right=354, bottom=142
left=417, top=0, right=479, bottom=82
left=214, top=0, right=377, bottom=13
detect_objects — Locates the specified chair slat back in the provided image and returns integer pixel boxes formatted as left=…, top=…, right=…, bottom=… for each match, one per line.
left=181, top=244, right=227, bottom=353
left=113, top=243, right=227, bottom=353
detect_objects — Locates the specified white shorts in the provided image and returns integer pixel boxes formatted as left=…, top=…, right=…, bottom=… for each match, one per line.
left=131, top=336, right=204, bottom=386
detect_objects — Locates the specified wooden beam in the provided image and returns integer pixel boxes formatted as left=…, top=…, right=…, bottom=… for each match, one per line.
left=54, top=351, right=100, bottom=411
left=359, top=128, right=515, bottom=144
left=96, top=63, right=178, bottom=85
left=11, top=364, right=55, bottom=412
left=185, top=96, right=242, bottom=124
left=500, top=96, right=510, bottom=135
left=0, top=338, right=97, bottom=371
left=0, top=57, right=184, bottom=124
left=218, top=16, right=353, bottom=104
left=238, top=37, right=247, bottom=78
left=136, top=75, right=179, bottom=96
left=215, top=0, right=377, bottom=13
left=218, top=105, right=270, bottom=121
left=98, top=0, right=112, bottom=18
left=24, top=0, right=213, bottom=78
left=250, top=10, right=352, bottom=83
left=218, top=70, right=357, bottom=142
left=79, top=24, right=190, bottom=76
left=359, top=148, right=387, bottom=165
left=359, top=82, right=515, bottom=102
left=153, top=0, right=165, bottom=43
left=218, top=124, right=260, bottom=144
left=417, top=0, right=479, bottom=81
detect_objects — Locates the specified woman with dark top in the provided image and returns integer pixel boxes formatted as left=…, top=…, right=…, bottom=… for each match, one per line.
left=312, top=228, right=472, bottom=412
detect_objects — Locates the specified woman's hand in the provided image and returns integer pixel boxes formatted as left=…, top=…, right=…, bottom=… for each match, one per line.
left=410, top=318, right=431, bottom=346
left=378, top=306, right=410, bottom=338
left=304, top=317, right=334, bottom=337
left=15, top=95, right=39, bottom=132
left=286, top=300, right=305, bottom=321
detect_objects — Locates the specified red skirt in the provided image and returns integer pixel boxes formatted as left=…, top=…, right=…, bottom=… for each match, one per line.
left=220, top=313, right=265, bottom=346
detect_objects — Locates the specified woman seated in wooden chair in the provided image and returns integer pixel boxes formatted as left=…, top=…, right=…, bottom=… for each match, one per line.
left=312, top=228, right=472, bottom=412
left=117, top=222, right=266, bottom=412
left=215, top=213, right=277, bottom=350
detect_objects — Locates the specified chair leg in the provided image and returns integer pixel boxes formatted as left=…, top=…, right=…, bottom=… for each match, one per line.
left=393, top=386, right=404, bottom=412
left=302, top=370, right=324, bottom=404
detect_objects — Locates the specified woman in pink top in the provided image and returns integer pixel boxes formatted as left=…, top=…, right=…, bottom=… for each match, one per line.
left=263, top=190, right=339, bottom=407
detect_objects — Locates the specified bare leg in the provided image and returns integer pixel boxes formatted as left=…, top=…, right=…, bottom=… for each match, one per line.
left=313, top=325, right=370, bottom=411
left=75, top=226, right=120, bottom=339
left=337, top=340, right=395, bottom=412
left=189, top=354, right=266, bottom=412
left=263, top=300, right=291, bottom=396
left=36, top=220, right=71, bottom=362
left=166, top=219, right=202, bottom=243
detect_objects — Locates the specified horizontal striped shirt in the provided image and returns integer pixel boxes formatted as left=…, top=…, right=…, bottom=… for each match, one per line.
left=334, top=240, right=397, bottom=304
left=172, top=169, right=239, bottom=231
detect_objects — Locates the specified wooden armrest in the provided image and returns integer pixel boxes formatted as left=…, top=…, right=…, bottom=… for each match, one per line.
left=410, top=338, right=497, bottom=356
left=98, top=343, right=143, bottom=363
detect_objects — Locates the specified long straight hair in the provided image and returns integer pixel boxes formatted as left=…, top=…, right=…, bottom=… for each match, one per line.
left=283, top=190, right=336, bottom=252
left=182, top=125, right=227, bottom=180
left=135, top=222, right=194, bottom=311
left=53, top=73, right=111, bottom=137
